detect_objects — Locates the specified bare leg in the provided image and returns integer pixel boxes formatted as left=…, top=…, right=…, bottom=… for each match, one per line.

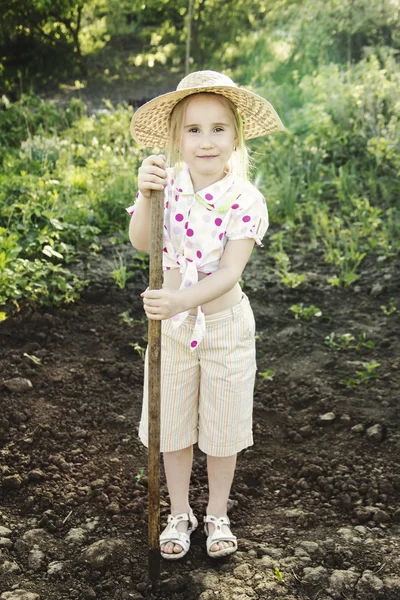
left=206, top=453, right=237, bottom=552
left=161, top=445, right=193, bottom=555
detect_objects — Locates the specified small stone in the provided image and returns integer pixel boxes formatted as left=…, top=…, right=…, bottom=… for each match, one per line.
left=1, top=591, right=40, bottom=600
left=328, top=569, right=360, bottom=596
left=353, top=506, right=375, bottom=524
left=302, top=566, right=329, bottom=586
left=0, top=537, right=13, bottom=549
left=90, top=479, right=105, bottom=489
left=80, top=538, right=128, bottom=568
left=356, top=571, right=384, bottom=594
left=351, top=424, right=365, bottom=434
left=47, top=561, right=64, bottom=577
left=3, top=377, right=33, bottom=393
left=28, top=547, right=45, bottom=571
left=233, top=563, right=254, bottom=580
left=0, top=560, right=21, bottom=574
left=383, top=576, right=400, bottom=597
left=298, top=541, right=319, bottom=554
left=106, top=503, right=120, bottom=515
left=366, top=424, right=384, bottom=442
left=340, top=414, right=351, bottom=425
left=299, top=425, right=313, bottom=438
left=65, top=528, right=86, bottom=544
left=2, top=475, right=23, bottom=490
left=28, top=470, right=46, bottom=483
left=373, top=509, right=390, bottom=524
left=318, top=412, right=336, bottom=425
left=0, top=526, right=12, bottom=538
left=160, top=577, right=185, bottom=592
left=371, top=282, right=383, bottom=296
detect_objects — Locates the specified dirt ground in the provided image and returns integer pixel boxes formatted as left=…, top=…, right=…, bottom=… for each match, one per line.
left=1, top=240, right=400, bottom=600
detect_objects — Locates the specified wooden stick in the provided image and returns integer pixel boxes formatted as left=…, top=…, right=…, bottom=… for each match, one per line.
left=147, top=189, right=164, bottom=583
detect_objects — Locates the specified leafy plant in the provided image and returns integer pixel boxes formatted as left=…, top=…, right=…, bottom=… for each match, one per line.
left=135, top=467, right=145, bottom=483
left=340, top=361, right=381, bottom=388
left=289, top=303, right=322, bottom=321
left=324, top=332, right=375, bottom=351
left=274, top=567, right=284, bottom=583
left=129, top=342, right=146, bottom=360
left=380, top=298, right=397, bottom=316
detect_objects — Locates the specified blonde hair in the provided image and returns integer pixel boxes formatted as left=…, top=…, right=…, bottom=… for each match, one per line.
left=167, top=93, right=249, bottom=180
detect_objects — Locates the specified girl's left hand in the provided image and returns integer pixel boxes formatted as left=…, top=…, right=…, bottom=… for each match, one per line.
left=141, top=287, right=184, bottom=320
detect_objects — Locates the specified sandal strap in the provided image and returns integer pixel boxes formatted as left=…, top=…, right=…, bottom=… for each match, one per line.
left=203, top=514, right=237, bottom=546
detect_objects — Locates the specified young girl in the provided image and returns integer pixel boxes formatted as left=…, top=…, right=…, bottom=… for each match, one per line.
left=127, top=70, right=284, bottom=560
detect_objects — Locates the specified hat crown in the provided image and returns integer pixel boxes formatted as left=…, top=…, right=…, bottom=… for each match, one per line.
left=177, top=70, right=236, bottom=91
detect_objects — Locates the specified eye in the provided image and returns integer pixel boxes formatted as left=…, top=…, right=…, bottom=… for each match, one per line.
left=214, top=127, right=224, bottom=132
left=188, top=127, right=199, bottom=133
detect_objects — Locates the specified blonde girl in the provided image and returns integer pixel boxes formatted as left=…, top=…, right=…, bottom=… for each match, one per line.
left=127, top=71, right=284, bottom=560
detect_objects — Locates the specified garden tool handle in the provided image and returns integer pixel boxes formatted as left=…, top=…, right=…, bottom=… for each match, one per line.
left=147, top=189, right=164, bottom=583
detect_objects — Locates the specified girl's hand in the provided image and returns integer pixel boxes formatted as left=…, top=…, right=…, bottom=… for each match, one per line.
left=138, top=154, right=168, bottom=200
left=141, top=287, right=184, bottom=320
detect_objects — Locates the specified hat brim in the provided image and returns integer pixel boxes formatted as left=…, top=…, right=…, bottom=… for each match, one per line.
left=130, top=85, right=285, bottom=147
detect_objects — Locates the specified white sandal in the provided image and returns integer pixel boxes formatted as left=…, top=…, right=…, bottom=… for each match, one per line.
left=204, top=515, right=238, bottom=558
left=160, top=509, right=198, bottom=560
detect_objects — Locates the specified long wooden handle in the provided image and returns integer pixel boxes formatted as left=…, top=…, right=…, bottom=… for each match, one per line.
left=147, top=189, right=164, bottom=583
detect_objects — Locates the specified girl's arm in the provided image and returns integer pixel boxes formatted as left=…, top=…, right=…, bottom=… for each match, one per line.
left=129, top=154, right=167, bottom=252
left=141, top=238, right=255, bottom=319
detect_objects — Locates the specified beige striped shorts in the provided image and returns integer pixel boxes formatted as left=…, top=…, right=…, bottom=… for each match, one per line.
left=139, top=294, right=257, bottom=456
left=139, top=293, right=257, bottom=457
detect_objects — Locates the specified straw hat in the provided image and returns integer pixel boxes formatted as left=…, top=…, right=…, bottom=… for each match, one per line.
left=130, top=70, right=285, bottom=147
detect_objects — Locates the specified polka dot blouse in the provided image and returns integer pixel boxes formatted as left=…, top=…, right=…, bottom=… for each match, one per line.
left=126, top=163, right=269, bottom=350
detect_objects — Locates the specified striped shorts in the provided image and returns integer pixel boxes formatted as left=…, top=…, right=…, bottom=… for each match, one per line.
left=139, top=293, right=257, bottom=457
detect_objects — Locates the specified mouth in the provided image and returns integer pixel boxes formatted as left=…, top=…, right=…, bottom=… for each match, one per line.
left=197, top=155, right=217, bottom=159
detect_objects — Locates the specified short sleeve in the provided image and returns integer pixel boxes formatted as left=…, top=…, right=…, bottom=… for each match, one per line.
left=225, top=191, right=269, bottom=247
left=125, top=190, right=142, bottom=215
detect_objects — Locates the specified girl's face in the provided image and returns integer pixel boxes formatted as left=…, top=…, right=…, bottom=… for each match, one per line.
left=179, top=94, right=237, bottom=191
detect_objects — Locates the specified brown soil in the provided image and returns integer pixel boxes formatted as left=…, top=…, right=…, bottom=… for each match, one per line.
left=1, top=243, right=400, bottom=600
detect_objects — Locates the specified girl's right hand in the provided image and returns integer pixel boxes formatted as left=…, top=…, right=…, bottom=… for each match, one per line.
left=138, top=154, right=168, bottom=200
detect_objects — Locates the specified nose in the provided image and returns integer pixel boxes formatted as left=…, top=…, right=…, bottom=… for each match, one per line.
left=199, top=135, right=214, bottom=149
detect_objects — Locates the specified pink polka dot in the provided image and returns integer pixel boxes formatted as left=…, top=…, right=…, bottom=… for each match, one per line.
left=175, top=195, right=179, bottom=201
left=232, top=203, right=239, bottom=209
left=184, top=280, right=192, bottom=288
left=178, top=188, right=183, bottom=192
left=215, top=218, right=222, bottom=226
left=187, top=258, right=193, bottom=262
left=163, top=247, right=167, bottom=252
left=176, top=213, right=184, bottom=221
left=136, top=192, right=139, bottom=198
left=196, top=250, right=202, bottom=258
left=219, top=232, right=224, bottom=240
left=205, top=193, right=213, bottom=200
left=187, top=229, right=194, bottom=237
left=170, top=179, right=174, bottom=185
left=242, top=215, right=251, bottom=223
left=191, top=340, right=198, bottom=348
left=184, top=221, right=188, bottom=229
left=173, top=226, right=181, bottom=235
left=164, top=225, right=167, bottom=229
left=186, top=241, right=193, bottom=249
left=166, top=266, right=171, bottom=270
left=166, top=201, right=169, bottom=208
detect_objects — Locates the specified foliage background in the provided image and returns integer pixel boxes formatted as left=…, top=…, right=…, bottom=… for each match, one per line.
left=0, top=0, right=399, bottom=310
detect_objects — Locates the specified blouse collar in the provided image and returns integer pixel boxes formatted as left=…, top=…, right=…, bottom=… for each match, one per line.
left=174, top=164, right=235, bottom=207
